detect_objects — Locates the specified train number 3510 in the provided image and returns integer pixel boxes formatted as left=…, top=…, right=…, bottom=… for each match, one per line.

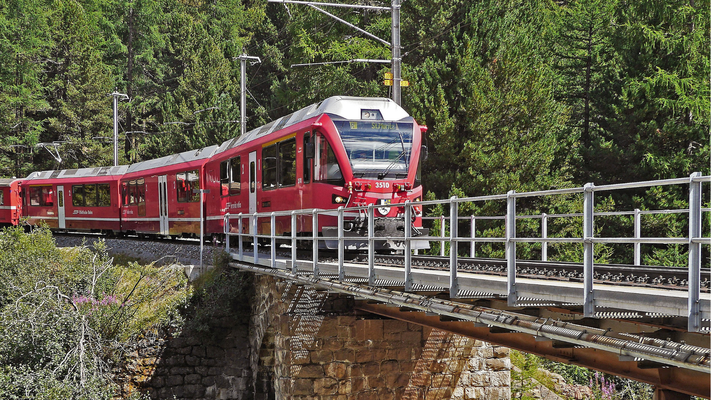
left=375, top=182, right=390, bottom=189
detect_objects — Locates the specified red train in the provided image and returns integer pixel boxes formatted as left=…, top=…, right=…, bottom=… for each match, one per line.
left=7, top=96, right=428, bottom=250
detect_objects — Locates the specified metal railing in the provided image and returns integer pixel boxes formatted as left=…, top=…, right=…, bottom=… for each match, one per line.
left=223, top=173, right=710, bottom=332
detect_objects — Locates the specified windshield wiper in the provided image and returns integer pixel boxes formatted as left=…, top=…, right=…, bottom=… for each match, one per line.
left=377, top=150, right=407, bottom=180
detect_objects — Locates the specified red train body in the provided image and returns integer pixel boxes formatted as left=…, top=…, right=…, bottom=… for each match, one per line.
left=8, top=97, right=428, bottom=249
left=0, top=179, right=22, bottom=227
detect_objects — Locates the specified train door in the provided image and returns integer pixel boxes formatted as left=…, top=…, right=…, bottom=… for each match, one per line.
left=57, top=185, right=66, bottom=229
left=158, top=175, right=169, bottom=235
left=248, top=151, right=257, bottom=232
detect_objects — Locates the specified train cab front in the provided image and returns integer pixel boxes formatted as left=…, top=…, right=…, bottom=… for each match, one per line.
left=319, top=105, right=430, bottom=251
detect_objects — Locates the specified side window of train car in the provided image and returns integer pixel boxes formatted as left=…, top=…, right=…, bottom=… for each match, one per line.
left=314, top=135, right=344, bottom=185
left=122, top=180, right=145, bottom=205
left=177, top=170, right=200, bottom=202
left=230, top=157, right=241, bottom=195
left=72, top=184, right=111, bottom=207
left=29, top=186, right=54, bottom=207
left=303, top=132, right=312, bottom=184
left=250, top=161, right=256, bottom=193
left=262, top=144, right=278, bottom=190
left=280, top=138, right=296, bottom=187
left=0, top=190, right=4, bottom=205
left=221, top=157, right=242, bottom=196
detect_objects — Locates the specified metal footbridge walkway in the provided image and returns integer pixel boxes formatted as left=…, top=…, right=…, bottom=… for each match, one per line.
left=223, top=174, right=711, bottom=398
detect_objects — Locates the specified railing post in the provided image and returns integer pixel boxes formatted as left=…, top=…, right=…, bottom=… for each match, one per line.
left=224, top=213, right=230, bottom=254
left=440, top=215, right=446, bottom=257
left=634, top=208, right=641, bottom=266
left=404, top=200, right=412, bottom=291
left=338, top=206, right=345, bottom=281
left=270, top=212, right=276, bottom=268
left=506, top=190, right=517, bottom=307
left=470, top=215, right=476, bottom=258
left=688, top=172, right=702, bottom=332
left=291, top=211, right=297, bottom=273
left=449, top=196, right=459, bottom=298
left=583, top=183, right=595, bottom=317
left=368, top=204, right=375, bottom=285
left=541, top=213, right=548, bottom=262
left=238, top=213, right=243, bottom=261
left=312, top=209, right=319, bottom=276
left=253, top=212, right=259, bottom=265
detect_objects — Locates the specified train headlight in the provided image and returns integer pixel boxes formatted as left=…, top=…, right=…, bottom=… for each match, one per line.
left=332, top=195, right=347, bottom=204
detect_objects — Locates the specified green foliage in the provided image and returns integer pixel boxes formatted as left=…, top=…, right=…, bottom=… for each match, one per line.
left=0, top=226, right=190, bottom=398
left=184, top=261, right=252, bottom=341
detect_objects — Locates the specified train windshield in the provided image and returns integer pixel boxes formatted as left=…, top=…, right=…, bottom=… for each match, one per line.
left=333, top=120, right=414, bottom=179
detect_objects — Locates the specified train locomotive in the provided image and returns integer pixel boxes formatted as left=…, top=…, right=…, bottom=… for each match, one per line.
left=9, top=96, right=429, bottom=250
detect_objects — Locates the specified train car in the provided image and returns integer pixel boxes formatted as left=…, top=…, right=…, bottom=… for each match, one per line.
left=204, top=96, right=429, bottom=250
left=21, top=166, right=127, bottom=233
left=119, top=145, right=217, bottom=238
left=0, top=178, right=22, bottom=227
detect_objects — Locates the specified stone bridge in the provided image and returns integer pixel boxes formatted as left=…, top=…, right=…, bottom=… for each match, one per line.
left=125, top=273, right=512, bottom=400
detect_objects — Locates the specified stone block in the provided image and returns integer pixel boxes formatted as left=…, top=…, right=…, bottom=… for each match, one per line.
left=150, top=376, right=165, bottom=388
left=206, top=345, right=224, bottom=359
left=467, top=371, right=490, bottom=386
left=325, top=362, right=347, bottom=379
left=191, top=346, right=206, bottom=358
left=170, top=366, right=193, bottom=375
left=334, top=348, right=356, bottom=363
left=185, top=374, right=201, bottom=385
left=485, top=358, right=510, bottom=371
left=322, top=339, right=344, bottom=351
left=311, top=350, right=334, bottom=363
left=367, top=375, right=385, bottom=389
left=430, top=373, right=453, bottom=388
left=493, top=346, right=510, bottom=358
left=292, top=378, right=314, bottom=396
left=489, top=371, right=510, bottom=387
left=362, top=361, right=380, bottom=376
left=185, top=355, right=200, bottom=366
left=202, top=376, right=216, bottom=387
left=401, top=331, right=422, bottom=346
left=355, top=349, right=373, bottom=363
left=484, top=387, right=511, bottom=399
left=314, top=377, right=339, bottom=395
left=379, top=360, right=399, bottom=375
left=297, top=364, right=324, bottom=378
left=318, top=318, right=341, bottom=337
left=386, top=372, right=410, bottom=387
left=409, top=371, right=431, bottom=387
left=166, top=375, right=183, bottom=387
left=464, top=387, right=486, bottom=399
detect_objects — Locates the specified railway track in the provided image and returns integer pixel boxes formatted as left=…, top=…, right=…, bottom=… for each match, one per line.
left=351, top=253, right=711, bottom=292
left=54, top=233, right=709, bottom=292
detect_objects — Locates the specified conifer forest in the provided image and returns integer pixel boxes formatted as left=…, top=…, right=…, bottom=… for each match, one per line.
left=0, top=0, right=708, bottom=199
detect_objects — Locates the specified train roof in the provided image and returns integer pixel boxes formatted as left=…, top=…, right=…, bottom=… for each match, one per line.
left=25, top=165, right=129, bottom=181
left=0, top=178, right=19, bottom=187
left=214, top=96, right=411, bottom=155
left=125, top=144, right=219, bottom=174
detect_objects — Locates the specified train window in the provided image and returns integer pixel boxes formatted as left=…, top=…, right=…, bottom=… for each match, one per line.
left=136, top=178, right=145, bottom=204
left=230, top=156, right=241, bottom=195
left=279, top=138, right=296, bottom=187
left=250, top=161, right=256, bottom=193
left=262, top=144, right=278, bottom=190
left=220, top=160, right=229, bottom=196
left=0, top=190, right=4, bottom=206
left=177, top=170, right=200, bottom=203
left=315, top=135, right=344, bottom=185
left=97, top=184, right=111, bottom=207
left=84, top=184, right=97, bottom=207
left=121, top=182, right=128, bottom=205
left=29, top=186, right=54, bottom=207
left=72, top=185, right=85, bottom=206
left=303, top=133, right=312, bottom=184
